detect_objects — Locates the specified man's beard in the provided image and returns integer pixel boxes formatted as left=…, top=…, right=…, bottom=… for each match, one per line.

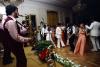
left=15, top=15, right=18, bottom=18
left=14, top=13, right=19, bottom=18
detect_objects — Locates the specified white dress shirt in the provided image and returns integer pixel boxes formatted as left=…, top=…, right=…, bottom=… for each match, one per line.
left=41, top=27, right=47, bottom=36
left=61, top=26, right=65, bottom=30
left=56, top=27, right=62, bottom=38
left=4, top=16, right=31, bottom=43
left=72, top=26, right=75, bottom=34
left=46, top=30, right=52, bottom=41
left=67, top=26, right=75, bottom=34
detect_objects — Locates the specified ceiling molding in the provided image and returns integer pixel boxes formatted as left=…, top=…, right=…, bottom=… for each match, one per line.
left=32, top=0, right=78, bottom=9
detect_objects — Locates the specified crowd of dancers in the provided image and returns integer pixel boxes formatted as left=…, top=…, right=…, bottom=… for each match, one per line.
left=0, top=4, right=100, bottom=67
left=38, top=20, right=100, bottom=56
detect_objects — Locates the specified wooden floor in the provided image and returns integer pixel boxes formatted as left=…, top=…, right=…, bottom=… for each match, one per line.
left=0, top=46, right=100, bottom=67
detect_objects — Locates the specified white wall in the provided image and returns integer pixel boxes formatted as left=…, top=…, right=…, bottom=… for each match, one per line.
left=17, top=0, right=70, bottom=26
left=0, top=7, right=6, bottom=15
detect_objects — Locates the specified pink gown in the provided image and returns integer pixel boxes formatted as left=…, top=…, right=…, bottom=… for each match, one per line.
left=74, top=28, right=86, bottom=56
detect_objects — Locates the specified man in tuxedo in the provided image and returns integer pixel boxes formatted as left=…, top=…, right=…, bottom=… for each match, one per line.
left=86, top=19, right=100, bottom=51
left=41, top=25, right=47, bottom=40
left=68, top=24, right=75, bottom=52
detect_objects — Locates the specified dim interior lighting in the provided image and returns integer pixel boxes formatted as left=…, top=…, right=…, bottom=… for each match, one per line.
left=72, top=0, right=86, bottom=12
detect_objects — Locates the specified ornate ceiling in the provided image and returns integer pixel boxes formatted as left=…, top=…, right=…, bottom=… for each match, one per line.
left=0, top=0, right=78, bottom=8
left=33, top=0, right=78, bottom=8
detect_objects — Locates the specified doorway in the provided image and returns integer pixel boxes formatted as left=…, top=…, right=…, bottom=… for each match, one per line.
left=47, top=11, right=58, bottom=27
left=25, top=15, right=36, bottom=30
left=31, top=15, right=36, bottom=30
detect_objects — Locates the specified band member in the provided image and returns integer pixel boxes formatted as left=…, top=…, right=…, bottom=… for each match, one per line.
left=4, top=5, right=32, bottom=67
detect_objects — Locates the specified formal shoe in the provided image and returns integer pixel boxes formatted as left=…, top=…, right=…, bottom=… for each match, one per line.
left=98, top=47, right=100, bottom=50
left=91, top=49, right=98, bottom=51
left=3, top=59, right=13, bottom=65
left=0, top=49, right=4, bottom=52
left=62, top=46, right=65, bottom=48
left=10, top=57, right=14, bottom=60
left=57, top=46, right=60, bottom=48
left=24, top=44, right=28, bottom=47
left=70, top=49, right=74, bottom=52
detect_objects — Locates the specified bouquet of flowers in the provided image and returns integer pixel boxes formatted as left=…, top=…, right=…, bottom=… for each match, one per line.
left=54, top=53, right=81, bottom=67
left=33, top=40, right=81, bottom=67
left=39, top=48, right=48, bottom=61
left=33, top=40, right=54, bottom=61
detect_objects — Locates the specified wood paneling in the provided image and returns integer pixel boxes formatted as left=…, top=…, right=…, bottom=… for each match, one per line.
left=47, top=11, right=58, bottom=27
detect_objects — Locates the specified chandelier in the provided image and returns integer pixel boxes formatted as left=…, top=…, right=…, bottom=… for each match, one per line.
left=72, top=0, right=86, bottom=12
left=0, top=0, right=24, bottom=6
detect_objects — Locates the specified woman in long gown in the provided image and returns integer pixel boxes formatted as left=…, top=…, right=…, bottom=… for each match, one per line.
left=51, top=27, right=57, bottom=47
left=74, top=23, right=86, bottom=56
left=61, top=26, right=66, bottom=46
